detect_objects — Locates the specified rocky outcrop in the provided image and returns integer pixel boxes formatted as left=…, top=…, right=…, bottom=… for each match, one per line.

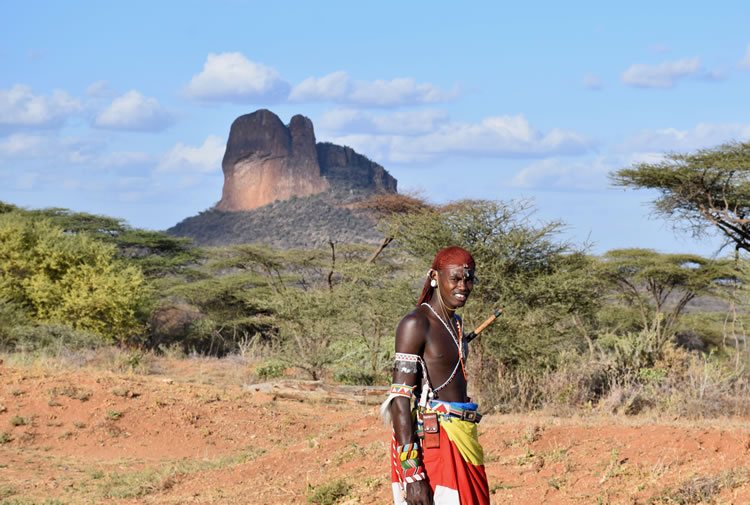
left=217, top=110, right=329, bottom=211
left=216, top=109, right=397, bottom=212
left=317, top=143, right=397, bottom=193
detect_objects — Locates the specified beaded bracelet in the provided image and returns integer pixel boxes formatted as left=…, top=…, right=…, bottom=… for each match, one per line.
left=397, top=443, right=426, bottom=483
left=397, top=442, right=420, bottom=462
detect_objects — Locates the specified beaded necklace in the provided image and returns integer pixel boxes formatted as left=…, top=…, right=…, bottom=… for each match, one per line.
left=420, top=303, right=468, bottom=393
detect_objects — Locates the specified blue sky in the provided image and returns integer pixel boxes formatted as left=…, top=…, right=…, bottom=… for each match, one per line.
left=2, top=1, right=750, bottom=255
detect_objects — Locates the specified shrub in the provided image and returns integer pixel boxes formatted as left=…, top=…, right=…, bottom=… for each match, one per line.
left=334, top=369, right=378, bottom=386
left=0, top=213, right=147, bottom=343
left=10, top=416, right=27, bottom=427
left=254, top=360, right=286, bottom=380
left=148, top=302, right=203, bottom=349
left=159, top=269, right=278, bottom=356
left=0, top=300, right=31, bottom=351
left=307, top=479, right=351, bottom=505
left=6, top=323, right=102, bottom=353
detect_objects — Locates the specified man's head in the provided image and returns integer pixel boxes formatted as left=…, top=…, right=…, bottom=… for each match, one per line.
left=417, top=246, right=475, bottom=308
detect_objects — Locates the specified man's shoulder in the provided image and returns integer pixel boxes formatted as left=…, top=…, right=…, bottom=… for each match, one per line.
left=397, top=306, right=430, bottom=333
left=395, top=307, right=430, bottom=351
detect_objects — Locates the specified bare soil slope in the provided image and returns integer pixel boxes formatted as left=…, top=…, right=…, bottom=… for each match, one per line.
left=2, top=359, right=750, bottom=504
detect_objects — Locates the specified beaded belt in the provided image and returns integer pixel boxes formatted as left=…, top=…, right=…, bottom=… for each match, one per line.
left=421, top=400, right=482, bottom=423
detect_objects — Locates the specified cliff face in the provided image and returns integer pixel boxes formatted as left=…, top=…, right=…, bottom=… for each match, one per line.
left=317, top=143, right=397, bottom=193
left=216, top=110, right=329, bottom=211
left=216, top=109, right=396, bottom=212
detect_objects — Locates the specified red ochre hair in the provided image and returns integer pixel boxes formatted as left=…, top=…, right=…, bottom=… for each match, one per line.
left=416, top=246, right=475, bottom=306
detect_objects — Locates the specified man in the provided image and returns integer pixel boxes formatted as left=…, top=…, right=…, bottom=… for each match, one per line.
left=381, top=246, right=490, bottom=505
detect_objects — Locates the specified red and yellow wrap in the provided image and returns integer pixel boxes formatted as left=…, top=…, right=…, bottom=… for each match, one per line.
left=390, top=415, right=489, bottom=505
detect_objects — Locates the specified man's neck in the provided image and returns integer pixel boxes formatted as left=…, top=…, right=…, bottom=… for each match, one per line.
left=427, top=298, right=455, bottom=318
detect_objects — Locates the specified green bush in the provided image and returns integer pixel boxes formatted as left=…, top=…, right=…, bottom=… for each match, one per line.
left=0, top=213, right=147, bottom=343
left=7, top=323, right=102, bottom=353
left=0, top=301, right=30, bottom=351
left=159, top=264, right=278, bottom=356
left=334, top=369, right=378, bottom=386
left=254, top=360, right=286, bottom=380
left=307, top=479, right=351, bottom=505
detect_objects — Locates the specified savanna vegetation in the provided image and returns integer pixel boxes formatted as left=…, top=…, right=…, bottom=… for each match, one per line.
left=3, top=141, right=750, bottom=419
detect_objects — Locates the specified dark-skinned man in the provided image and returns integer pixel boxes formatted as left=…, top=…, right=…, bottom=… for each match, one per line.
left=381, top=246, right=490, bottom=505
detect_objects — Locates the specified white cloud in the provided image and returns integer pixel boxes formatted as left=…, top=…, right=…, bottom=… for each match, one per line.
left=185, top=52, right=290, bottom=103
left=0, top=85, right=80, bottom=128
left=621, top=58, right=702, bottom=88
left=511, top=156, right=613, bottom=190
left=582, top=73, right=602, bottom=90
left=509, top=150, right=685, bottom=191
left=325, top=115, right=593, bottom=164
left=0, top=133, right=91, bottom=162
left=290, top=71, right=455, bottom=107
left=0, top=133, right=46, bottom=156
left=348, top=77, right=453, bottom=106
left=419, top=116, right=592, bottom=156
left=319, top=108, right=450, bottom=135
left=86, top=80, right=112, bottom=97
left=158, top=135, right=225, bottom=173
left=0, top=132, right=153, bottom=170
left=739, top=43, right=750, bottom=69
left=701, top=67, right=727, bottom=82
left=95, top=90, right=174, bottom=131
left=290, top=71, right=351, bottom=102
left=621, top=123, right=750, bottom=152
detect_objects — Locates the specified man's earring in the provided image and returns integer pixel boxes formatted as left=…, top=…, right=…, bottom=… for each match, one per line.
left=430, top=279, right=438, bottom=288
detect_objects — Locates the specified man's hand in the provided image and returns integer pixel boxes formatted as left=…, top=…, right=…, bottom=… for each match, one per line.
left=405, top=480, right=432, bottom=505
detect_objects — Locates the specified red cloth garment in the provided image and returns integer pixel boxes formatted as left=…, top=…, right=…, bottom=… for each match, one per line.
left=390, top=416, right=489, bottom=505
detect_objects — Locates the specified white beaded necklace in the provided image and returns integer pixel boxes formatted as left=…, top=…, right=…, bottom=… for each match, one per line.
left=421, top=302, right=466, bottom=395
left=421, top=302, right=461, bottom=357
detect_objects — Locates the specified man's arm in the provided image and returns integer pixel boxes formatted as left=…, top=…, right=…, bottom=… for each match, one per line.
left=390, top=313, right=432, bottom=505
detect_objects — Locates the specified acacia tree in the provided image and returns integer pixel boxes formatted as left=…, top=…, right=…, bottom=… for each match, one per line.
left=611, top=142, right=750, bottom=252
left=596, top=249, right=737, bottom=360
left=382, top=199, right=603, bottom=406
left=333, top=257, right=415, bottom=383
left=1, top=203, right=200, bottom=277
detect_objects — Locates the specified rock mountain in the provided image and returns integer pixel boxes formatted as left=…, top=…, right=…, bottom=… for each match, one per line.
left=168, top=110, right=398, bottom=248
left=216, top=109, right=397, bottom=211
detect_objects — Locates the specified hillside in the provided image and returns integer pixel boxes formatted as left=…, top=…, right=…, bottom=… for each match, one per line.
left=167, top=189, right=384, bottom=248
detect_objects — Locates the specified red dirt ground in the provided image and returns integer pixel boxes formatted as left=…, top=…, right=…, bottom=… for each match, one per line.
left=1, top=358, right=750, bottom=504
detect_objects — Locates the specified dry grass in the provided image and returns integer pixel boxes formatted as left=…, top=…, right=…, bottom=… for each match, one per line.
left=648, top=468, right=750, bottom=504
left=92, top=448, right=267, bottom=499
left=479, top=348, right=750, bottom=420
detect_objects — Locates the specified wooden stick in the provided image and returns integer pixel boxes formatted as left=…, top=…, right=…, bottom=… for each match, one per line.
left=465, top=308, right=503, bottom=343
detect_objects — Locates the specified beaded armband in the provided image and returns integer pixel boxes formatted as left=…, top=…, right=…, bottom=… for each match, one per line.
left=389, top=383, right=415, bottom=399
left=397, top=442, right=426, bottom=483
left=380, top=383, right=416, bottom=423
left=382, top=353, right=426, bottom=424
left=393, top=352, right=420, bottom=374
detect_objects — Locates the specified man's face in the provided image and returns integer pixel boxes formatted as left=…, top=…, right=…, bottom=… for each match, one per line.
left=436, top=264, right=474, bottom=309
